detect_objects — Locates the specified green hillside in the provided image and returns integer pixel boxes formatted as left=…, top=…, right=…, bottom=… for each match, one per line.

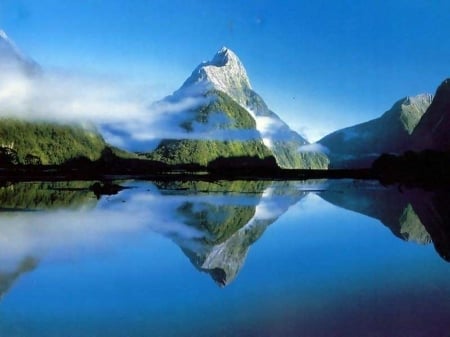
left=147, top=139, right=271, bottom=167
left=319, top=94, right=433, bottom=168
left=0, top=118, right=107, bottom=165
left=145, top=90, right=273, bottom=167
left=181, top=90, right=256, bottom=131
left=270, top=141, right=329, bottom=169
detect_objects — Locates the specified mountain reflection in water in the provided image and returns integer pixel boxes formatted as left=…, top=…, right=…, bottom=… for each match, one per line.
left=0, top=179, right=449, bottom=298
left=319, top=180, right=450, bottom=261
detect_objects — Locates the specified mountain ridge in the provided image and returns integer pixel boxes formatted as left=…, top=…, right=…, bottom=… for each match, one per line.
left=1, top=28, right=449, bottom=173
left=412, top=79, right=450, bottom=151
left=147, top=47, right=329, bottom=169
left=0, top=29, right=39, bottom=74
left=0, top=29, right=126, bottom=166
left=180, top=47, right=252, bottom=104
left=319, top=93, right=433, bottom=168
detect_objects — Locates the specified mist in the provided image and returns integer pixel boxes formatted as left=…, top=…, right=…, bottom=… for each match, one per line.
left=0, top=62, right=259, bottom=148
left=0, top=62, right=263, bottom=150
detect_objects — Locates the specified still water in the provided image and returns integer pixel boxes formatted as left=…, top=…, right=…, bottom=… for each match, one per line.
left=0, top=179, right=449, bottom=337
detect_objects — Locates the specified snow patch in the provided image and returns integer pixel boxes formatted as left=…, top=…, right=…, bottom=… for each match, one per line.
left=180, top=47, right=252, bottom=104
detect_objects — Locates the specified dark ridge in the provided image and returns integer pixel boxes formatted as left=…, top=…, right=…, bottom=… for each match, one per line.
left=207, top=155, right=279, bottom=172
left=2, top=148, right=450, bottom=187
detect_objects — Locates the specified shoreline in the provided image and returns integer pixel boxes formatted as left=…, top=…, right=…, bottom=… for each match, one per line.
left=0, top=167, right=376, bottom=182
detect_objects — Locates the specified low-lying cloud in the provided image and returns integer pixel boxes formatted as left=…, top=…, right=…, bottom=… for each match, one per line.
left=0, top=62, right=262, bottom=150
left=298, top=143, right=329, bottom=154
left=0, top=63, right=149, bottom=123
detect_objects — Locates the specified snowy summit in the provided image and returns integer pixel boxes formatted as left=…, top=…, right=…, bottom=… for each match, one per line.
left=0, top=29, right=8, bottom=40
left=181, top=47, right=252, bottom=106
left=0, top=29, right=40, bottom=73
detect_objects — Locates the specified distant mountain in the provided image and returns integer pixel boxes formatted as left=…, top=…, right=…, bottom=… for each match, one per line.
left=0, top=118, right=111, bottom=165
left=319, top=94, right=433, bottom=168
left=0, top=30, right=132, bottom=167
left=412, top=79, right=450, bottom=151
left=145, top=48, right=328, bottom=169
left=0, top=29, right=39, bottom=74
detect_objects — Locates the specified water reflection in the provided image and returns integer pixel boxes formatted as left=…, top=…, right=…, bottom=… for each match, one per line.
left=319, top=180, right=450, bottom=261
left=156, top=181, right=307, bottom=286
left=0, top=257, right=37, bottom=300
left=0, top=179, right=449, bottom=299
left=0, top=181, right=97, bottom=211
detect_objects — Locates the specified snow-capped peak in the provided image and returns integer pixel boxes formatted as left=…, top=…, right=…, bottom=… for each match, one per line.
left=180, top=47, right=252, bottom=104
left=0, top=29, right=23, bottom=56
left=404, top=93, right=433, bottom=107
left=210, top=47, right=239, bottom=67
left=0, top=29, right=8, bottom=40
left=0, top=29, right=40, bottom=74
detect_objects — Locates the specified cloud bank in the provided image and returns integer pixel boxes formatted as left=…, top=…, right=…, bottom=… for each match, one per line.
left=0, top=63, right=149, bottom=122
left=298, top=143, right=330, bottom=154
left=0, top=61, right=265, bottom=150
left=0, top=64, right=241, bottom=150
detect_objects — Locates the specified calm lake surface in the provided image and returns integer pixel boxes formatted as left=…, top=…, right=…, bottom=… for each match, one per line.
left=0, top=179, right=449, bottom=337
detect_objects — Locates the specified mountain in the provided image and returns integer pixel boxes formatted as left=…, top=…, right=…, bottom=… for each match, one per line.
left=145, top=48, right=328, bottom=169
left=145, top=88, right=273, bottom=167
left=319, top=94, right=433, bottom=168
left=0, top=30, right=128, bottom=167
left=0, top=118, right=111, bottom=165
left=0, top=29, right=39, bottom=74
left=412, top=79, right=450, bottom=151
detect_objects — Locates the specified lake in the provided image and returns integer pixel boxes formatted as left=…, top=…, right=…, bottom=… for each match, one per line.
left=0, top=179, right=449, bottom=337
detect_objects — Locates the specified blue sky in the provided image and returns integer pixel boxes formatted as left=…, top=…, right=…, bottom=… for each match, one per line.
left=1, top=0, right=450, bottom=141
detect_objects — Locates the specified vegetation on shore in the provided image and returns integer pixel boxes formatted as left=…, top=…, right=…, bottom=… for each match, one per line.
left=0, top=118, right=106, bottom=165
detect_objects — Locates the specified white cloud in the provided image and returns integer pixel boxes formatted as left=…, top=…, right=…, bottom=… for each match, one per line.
left=298, top=143, right=330, bottom=154
left=296, top=125, right=331, bottom=143
left=0, top=63, right=261, bottom=150
left=253, top=115, right=284, bottom=135
left=0, top=64, right=151, bottom=122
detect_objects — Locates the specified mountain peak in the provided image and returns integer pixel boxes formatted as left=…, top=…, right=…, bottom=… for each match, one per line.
left=437, top=78, right=450, bottom=92
left=0, top=29, right=40, bottom=74
left=0, top=29, right=22, bottom=60
left=180, top=47, right=252, bottom=103
left=210, top=47, right=238, bottom=67
left=412, top=78, right=450, bottom=151
left=403, top=93, right=433, bottom=107
left=0, top=29, right=23, bottom=58
left=0, top=29, right=8, bottom=40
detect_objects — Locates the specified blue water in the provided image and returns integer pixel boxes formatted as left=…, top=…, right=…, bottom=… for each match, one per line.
left=0, top=180, right=449, bottom=336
